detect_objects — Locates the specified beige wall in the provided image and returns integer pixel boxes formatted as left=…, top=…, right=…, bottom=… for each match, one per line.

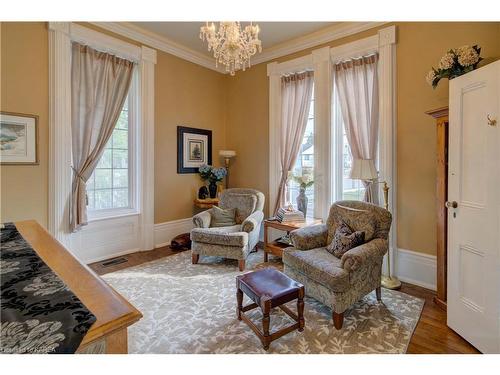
left=226, top=22, right=500, bottom=255
left=154, top=53, right=227, bottom=222
left=1, top=22, right=49, bottom=227
left=0, top=22, right=227, bottom=226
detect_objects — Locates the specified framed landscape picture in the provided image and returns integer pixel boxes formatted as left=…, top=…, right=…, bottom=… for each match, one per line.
left=0, top=112, right=38, bottom=165
left=177, top=126, right=212, bottom=173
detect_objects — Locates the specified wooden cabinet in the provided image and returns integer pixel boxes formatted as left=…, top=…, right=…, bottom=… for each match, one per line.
left=425, top=107, right=449, bottom=311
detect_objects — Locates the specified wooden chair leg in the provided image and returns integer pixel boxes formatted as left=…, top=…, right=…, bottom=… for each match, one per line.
left=262, top=303, right=271, bottom=350
left=332, top=312, right=344, bottom=330
left=297, top=287, right=305, bottom=332
left=236, top=284, right=243, bottom=321
left=238, top=260, right=245, bottom=271
left=192, top=253, right=199, bottom=264
left=376, top=286, right=382, bottom=301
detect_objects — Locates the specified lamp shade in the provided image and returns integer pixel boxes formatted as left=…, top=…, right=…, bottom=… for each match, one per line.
left=219, top=150, right=236, bottom=158
left=349, top=158, right=378, bottom=180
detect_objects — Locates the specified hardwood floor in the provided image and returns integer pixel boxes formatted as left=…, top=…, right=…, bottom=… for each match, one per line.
left=89, top=247, right=480, bottom=354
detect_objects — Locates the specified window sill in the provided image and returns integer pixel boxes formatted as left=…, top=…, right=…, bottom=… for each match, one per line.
left=87, top=208, right=140, bottom=223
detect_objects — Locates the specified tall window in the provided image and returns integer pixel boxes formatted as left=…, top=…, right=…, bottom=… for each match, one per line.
left=288, top=87, right=315, bottom=217
left=332, top=84, right=366, bottom=201
left=86, top=96, right=133, bottom=213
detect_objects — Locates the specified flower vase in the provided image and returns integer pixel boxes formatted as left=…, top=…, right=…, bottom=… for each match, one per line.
left=208, top=182, right=218, bottom=199
left=297, top=187, right=308, bottom=218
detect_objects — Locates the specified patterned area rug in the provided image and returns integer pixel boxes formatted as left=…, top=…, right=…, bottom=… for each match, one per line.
left=102, top=250, right=424, bottom=354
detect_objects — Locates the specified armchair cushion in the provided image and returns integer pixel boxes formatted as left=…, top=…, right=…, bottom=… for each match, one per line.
left=193, top=209, right=212, bottom=228
left=190, top=225, right=248, bottom=247
left=220, top=193, right=257, bottom=224
left=340, top=238, right=388, bottom=272
left=241, top=211, right=264, bottom=233
left=326, top=221, right=365, bottom=258
left=210, top=206, right=236, bottom=227
left=283, top=247, right=349, bottom=292
left=326, top=204, right=376, bottom=244
left=290, top=224, right=328, bottom=250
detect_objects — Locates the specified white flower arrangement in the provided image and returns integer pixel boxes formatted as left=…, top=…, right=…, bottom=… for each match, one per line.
left=290, top=171, right=314, bottom=189
left=427, top=45, right=482, bottom=89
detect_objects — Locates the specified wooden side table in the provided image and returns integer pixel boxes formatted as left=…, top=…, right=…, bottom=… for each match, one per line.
left=263, top=217, right=322, bottom=262
left=193, top=198, right=219, bottom=209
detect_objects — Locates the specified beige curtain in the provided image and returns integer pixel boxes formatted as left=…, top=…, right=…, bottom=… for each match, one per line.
left=70, top=43, right=135, bottom=232
left=334, top=54, right=379, bottom=204
left=274, top=71, right=314, bottom=214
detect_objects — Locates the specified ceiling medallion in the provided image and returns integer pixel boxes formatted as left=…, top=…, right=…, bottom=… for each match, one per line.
left=200, top=22, right=262, bottom=76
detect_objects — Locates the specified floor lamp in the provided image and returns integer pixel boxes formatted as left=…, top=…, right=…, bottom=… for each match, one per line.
left=219, top=150, right=236, bottom=189
left=349, top=158, right=401, bottom=290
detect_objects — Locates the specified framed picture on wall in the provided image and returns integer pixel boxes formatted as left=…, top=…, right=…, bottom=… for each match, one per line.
left=0, top=111, right=39, bottom=165
left=177, top=126, right=212, bottom=173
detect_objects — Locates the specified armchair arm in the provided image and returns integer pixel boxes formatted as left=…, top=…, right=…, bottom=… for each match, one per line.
left=341, top=238, right=388, bottom=272
left=241, top=211, right=264, bottom=233
left=193, top=209, right=212, bottom=228
left=290, top=224, right=328, bottom=250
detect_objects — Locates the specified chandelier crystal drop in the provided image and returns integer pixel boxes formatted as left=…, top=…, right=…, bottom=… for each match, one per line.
left=200, top=22, right=262, bottom=76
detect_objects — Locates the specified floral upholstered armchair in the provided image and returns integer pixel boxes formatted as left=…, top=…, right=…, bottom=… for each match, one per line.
left=283, top=201, right=392, bottom=329
left=190, top=188, right=265, bottom=271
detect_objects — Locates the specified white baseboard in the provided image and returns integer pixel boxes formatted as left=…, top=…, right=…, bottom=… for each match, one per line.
left=154, top=218, right=194, bottom=248
left=395, top=248, right=437, bottom=291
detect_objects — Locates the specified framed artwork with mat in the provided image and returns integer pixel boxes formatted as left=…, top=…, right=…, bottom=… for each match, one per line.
left=177, top=126, right=212, bottom=173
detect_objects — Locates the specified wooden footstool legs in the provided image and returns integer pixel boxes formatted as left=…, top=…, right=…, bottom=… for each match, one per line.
left=236, top=276, right=305, bottom=351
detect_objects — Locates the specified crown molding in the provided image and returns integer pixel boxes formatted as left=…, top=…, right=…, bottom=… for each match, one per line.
left=251, top=21, right=388, bottom=66
left=91, top=21, right=387, bottom=75
left=91, top=22, right=226, bottom=73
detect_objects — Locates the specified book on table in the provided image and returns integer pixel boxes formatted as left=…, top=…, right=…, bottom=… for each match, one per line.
left=275, top=207, right=305, bottom=223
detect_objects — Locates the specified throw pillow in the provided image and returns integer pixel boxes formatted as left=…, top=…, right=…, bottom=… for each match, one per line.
left=326, top=221, right=365, bottom=258
left=326, top=204, right=376, bottom=244
left=210, top=206, right=237, bottom=228
left=220, top=193, right=257, bottom=224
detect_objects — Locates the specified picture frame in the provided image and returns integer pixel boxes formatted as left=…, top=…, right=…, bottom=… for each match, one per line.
left=0, top=111, right=39, bottom=165
left=177, top=126, right=212, bottom=174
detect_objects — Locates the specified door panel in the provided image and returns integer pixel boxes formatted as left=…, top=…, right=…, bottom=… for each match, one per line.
left=448, top=60, right=500, bottom=354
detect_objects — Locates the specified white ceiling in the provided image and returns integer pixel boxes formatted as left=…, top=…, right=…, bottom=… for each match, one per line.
left=132, top=22, right=335, bottom=57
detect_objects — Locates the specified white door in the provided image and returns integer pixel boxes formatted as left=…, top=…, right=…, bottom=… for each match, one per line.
left=448, top=60, right=500, bottom=353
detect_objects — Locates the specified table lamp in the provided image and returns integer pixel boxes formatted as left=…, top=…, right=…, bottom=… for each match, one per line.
left=219, top=150, right=236, bottom=189
left=349, top=158, right=401, bottom=290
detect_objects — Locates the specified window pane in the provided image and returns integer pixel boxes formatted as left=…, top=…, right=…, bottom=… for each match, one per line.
left=113, top=169, right=128, bottom=188
left=113, top=188, right=129, bottom=208
left=112, top=129, right=128, bottom=149
left=113, top=149, right=128, bottom=169
left=87, top=190, right=95, bottom=210
left=87, top=96, right=131, bottom=213
left=96, top=149, right=112, bottom=169
left=115, top=110, right=128, bottom=130
left=95, top=169, right=112, bottom=189
left=87, top=173, right=95, bottom=190
left=95, top=189, right=112, bottom=210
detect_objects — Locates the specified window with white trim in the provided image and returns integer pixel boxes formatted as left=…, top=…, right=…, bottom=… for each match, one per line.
left=86, top=76, right=137, bottom=217
left=331, top=62, right=377, bottom=202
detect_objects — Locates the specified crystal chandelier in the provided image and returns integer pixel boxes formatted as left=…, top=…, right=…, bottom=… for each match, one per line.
left=200, top=22, right=262, bottom=76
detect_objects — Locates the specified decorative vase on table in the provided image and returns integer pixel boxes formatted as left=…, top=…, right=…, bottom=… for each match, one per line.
left=208, top=182, right=218, bottom=199
left=297, top=187, right=308, bottom=218
left=198, top=164, right=227, bottom=199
